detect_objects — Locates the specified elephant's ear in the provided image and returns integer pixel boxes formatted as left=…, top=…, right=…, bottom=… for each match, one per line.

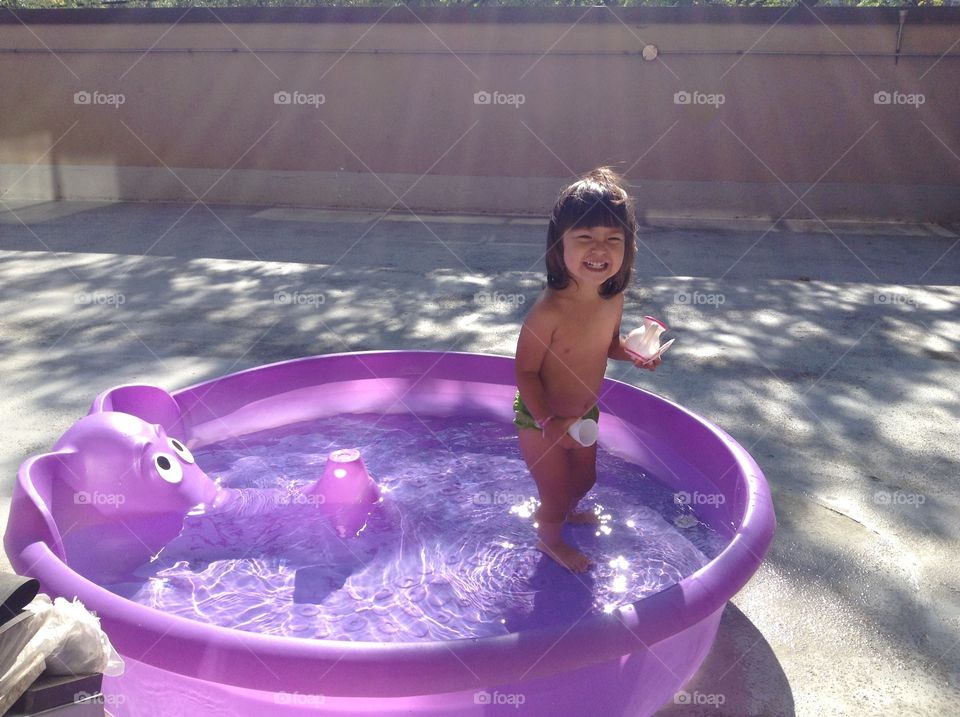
left=89, top=384, right=184, bottom=435
left=4, top=449, right=82, bottom=563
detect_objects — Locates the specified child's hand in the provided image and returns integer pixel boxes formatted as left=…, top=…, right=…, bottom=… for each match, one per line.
left=543, top=416, right=580, bottom=449
left=632, top=355, right=662, bottom=371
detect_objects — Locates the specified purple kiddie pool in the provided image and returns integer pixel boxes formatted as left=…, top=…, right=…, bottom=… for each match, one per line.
left=5, top=351, right=775, bottom=716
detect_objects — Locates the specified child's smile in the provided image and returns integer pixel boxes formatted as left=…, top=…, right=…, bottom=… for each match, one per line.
left=562, top=226, right=625, bottom=286
left=583, top=259, right=610, bottom=272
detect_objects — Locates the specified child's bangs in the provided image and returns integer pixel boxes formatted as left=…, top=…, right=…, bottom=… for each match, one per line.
left=558, top=193, right=631, bottom=236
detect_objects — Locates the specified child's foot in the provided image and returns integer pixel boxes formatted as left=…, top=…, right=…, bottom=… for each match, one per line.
left=536, top=539, right=594, bottom=573
left=568, top=509, right=600, bottom=526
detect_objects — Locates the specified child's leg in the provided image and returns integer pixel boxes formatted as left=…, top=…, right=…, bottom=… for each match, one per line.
left=518, top=428, right=593, bottom=573
left=566, top=443, right=599, bottom=525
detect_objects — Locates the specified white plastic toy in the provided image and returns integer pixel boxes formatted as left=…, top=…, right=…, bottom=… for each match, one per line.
left=625, top=316, right=675, bottom=362
left=567, top=418, right=599, bottom=447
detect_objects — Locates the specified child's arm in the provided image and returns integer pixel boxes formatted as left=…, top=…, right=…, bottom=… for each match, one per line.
left=607, top=326, right=633, bottom=362
left=516, top=307, right=579, bottom=447
left=607, top=295, right=633, bottom=361
left=515, top=304, right=557, bottom=428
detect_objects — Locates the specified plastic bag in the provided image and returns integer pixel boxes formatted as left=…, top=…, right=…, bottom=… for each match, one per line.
left=24, top=594, right=125, bottom=677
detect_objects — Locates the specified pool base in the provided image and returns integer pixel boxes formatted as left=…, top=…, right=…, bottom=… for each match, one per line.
left=105, top=607, right=721, bottom=717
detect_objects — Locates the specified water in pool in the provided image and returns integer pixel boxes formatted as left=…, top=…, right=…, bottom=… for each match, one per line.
left=109, top=413, right=727, bottom=642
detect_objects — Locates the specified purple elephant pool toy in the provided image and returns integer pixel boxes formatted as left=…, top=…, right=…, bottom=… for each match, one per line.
left=16, top=404, right=229, bottom=581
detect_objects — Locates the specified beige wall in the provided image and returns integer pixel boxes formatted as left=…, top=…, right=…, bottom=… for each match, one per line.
left=1, top=8, right=958, bottom=220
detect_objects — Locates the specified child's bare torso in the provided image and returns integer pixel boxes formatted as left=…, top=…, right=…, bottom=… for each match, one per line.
left=538, top=291, right=623, bottom=418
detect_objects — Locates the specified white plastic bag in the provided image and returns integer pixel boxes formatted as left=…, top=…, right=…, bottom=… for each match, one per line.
left=24, top=594, right=125, bottom=676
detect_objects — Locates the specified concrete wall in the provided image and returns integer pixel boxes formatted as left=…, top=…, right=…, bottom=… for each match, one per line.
left=1, top=7, right=958, bottom=221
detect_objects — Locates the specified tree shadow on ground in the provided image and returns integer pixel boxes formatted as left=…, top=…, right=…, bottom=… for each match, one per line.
left=1, top=200, right=958, bottom=711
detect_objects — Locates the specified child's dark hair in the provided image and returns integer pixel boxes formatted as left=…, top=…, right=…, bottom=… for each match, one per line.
left=545, top=167, right=637, bottom=297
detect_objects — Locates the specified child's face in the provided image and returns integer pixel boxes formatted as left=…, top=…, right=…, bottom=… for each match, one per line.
left=561, top=225, right=625, bottom=289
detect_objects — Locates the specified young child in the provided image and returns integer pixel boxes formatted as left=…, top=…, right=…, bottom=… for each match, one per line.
left=515, top=168, right=660, bottom=573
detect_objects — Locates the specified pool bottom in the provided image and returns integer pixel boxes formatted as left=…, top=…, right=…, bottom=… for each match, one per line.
left=103, top=606, right=722, bottom=717
left=125, top=411, right=726, bottom=644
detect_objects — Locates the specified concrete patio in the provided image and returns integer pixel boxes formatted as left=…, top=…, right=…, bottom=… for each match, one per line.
left=0, top=199, right=958, bottom=716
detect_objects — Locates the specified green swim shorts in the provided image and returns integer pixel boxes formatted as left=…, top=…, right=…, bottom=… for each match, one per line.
left=513, top=391, right=599, bottom=430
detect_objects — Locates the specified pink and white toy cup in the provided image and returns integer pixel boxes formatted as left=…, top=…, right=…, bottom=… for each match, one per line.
left=625, top=316, right=675, bottom=361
